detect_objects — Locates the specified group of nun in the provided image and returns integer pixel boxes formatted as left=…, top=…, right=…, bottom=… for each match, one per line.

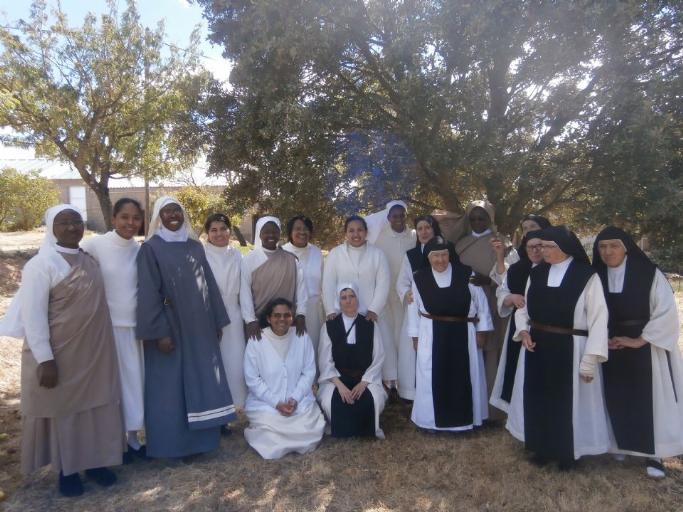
left=2, top=195, right=683, bottom=497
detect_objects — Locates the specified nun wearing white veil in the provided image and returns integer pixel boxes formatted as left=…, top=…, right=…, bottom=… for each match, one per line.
left=136, top=196, right=236, bottom=459
left=0, top=204, right=124, bottom=496
left=317, top=282, right=387, bottom=439
left=240, top=215, right=308, bottom=340
left=365, top=200, right=416, bottom=392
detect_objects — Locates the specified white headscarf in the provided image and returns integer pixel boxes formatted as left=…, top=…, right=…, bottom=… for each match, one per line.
left=147, top=196, right=197, bottom=242
left=335, top=281, right=360, bottom=313
left=364, top=200, right=408, bottom=244
left=0, top=203, right=83, bottom=338
left=248, top=215, right=281, bottom=271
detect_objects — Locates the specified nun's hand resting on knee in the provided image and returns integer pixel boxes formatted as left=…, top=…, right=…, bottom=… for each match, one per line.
left=350, top=381, right=368, bottom=400
left=333, top=378, right=354, bottom=404
left=520, top=330, right=535, bottom=352
left=37, top=360, right=58, bottom=388
left=157, top=336, right=175, bottom=353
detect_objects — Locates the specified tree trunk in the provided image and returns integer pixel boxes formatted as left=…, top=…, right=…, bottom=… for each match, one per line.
left=92, top=183, right=113, bottom=231
left=232, top=226, right=248, bottom=246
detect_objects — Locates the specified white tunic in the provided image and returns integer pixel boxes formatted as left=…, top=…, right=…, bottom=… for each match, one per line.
left=322, top=242, right=390, bottom=318
left=407, top=265, right=493, bottom=431
left=506, top=263, right=610, bottom=459
left=395, top=253, right=419, bottom=398
left=81, top=231, right=144, bottom=431
left=243, top=327, right=325, bottom=459
left=607, top=269, right=683, bottom=458
left=317, top=315, right=388, bottom=438
left=282, top=242, right=325, bottom=353
left=239, top=248, right=308, bottom=323
left=203, top=242, right=247, bottom=408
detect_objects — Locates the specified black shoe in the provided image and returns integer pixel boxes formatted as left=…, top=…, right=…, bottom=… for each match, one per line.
left=558, top=459, right=576, bottom=472
left=59, top=471, right=84, bottom=497
left=220, top=425, right=233, bottom=437
left=85, top=467, right=117, bottom=487
left=123, top=444, right=147, bottom=464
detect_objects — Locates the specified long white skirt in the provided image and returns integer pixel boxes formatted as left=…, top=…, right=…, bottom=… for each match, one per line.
left=220, top=300, right=247, bottom=408
left=244, top=403, right=325, bottom=459
left=378, top=296, right=403, bottom=382
left=317, top=381, right=387, bottom=438
left=113, top=326, right=144, bottom=431
left=306, top=295, right=325, bottom=359
left=397, top=308, right=416, bottom=400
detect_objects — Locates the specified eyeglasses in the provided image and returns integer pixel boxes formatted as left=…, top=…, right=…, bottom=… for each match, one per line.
left=54, top=220, right=84, bottom=227
left=540, top=243, right=559, bottom=250
left=270, top=312, right=293, bottom=319
left=526, top=244, right=543, bottom=251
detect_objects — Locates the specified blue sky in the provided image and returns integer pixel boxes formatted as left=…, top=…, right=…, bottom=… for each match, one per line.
left=0, top=0, right=232, bottom=82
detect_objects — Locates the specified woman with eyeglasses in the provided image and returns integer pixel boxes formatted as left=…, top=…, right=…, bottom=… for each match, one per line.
left=506, top=226, right=610, bottom=470
left=490, top=230, right=545, bottom=414
left=0, top=205, right=125, bottom=496
left=81, top=198, right=146, bottom=461
left=243, top=298, right=325, bottom=459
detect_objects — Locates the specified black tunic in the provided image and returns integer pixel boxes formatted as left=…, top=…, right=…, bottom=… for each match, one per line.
left=600, top=259, right=656, bottom=454
left=327, top=314, right=376, bottom=438
left=524, top=260, right=595, bottom=462
left=414, top=263, right=474, bottom=428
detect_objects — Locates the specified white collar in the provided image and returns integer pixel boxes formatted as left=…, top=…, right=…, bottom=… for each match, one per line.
left=471, top=229, right=492, bottom=238
left=110, top=230, right=137, bottom=247
left=55, top=245, right=80, bottom=254
left=606, top=256, right=628, bottom=293
left=158, top=224, right=189, bottom=242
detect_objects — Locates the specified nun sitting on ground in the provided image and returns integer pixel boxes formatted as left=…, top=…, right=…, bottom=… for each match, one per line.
left=243, top=298, right=325, bottom=459
left=317, top=283, right=387, bottom=439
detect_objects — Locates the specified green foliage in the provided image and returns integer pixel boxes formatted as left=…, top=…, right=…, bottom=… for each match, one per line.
left=196, top=0, right=682, bottom=238
left=0, top=0, right=213, bottom=229
left=176, top=185, right=239, bottom=236
left=0, top=168, right=60, bottom=231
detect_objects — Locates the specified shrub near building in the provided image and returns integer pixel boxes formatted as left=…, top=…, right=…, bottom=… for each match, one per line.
left=0, top=168, right=60, bottom=231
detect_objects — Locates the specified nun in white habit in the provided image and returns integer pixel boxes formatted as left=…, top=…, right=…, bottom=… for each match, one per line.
left=317, top=282, right=387, bottom=439
left=240, top=216, right=308, bottom=341
left=202, top=213, right=248, bottom=410
left=243, top=298, right=325, bottom=459
left=365, top=200, right=416, bottom=391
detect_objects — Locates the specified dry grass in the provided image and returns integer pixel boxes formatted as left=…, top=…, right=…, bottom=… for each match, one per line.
left=1, top=254, right=683, bottom=511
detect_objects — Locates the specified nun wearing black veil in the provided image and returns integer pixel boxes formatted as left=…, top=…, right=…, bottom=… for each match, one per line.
left=593, top=227, right=683, bottom=478
left=506, top=226, right=610, bottom=469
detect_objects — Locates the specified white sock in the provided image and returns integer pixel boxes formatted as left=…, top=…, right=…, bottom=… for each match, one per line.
left=612, top=454, right=626, bottom=462
left=127, top=431, right=141, bottom=450
left=646, top=458, right=665, bottom=479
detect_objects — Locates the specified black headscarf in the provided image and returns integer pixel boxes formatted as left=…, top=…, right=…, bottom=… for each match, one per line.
left=517, top=229, right=544, bottom=261
left=522, top=214, right=552, bottom=231
left=424, top=236, right=449, bottom=257
left=591, top=226, right=655, bottom=276
left=539, top=226, right=590, bottom=265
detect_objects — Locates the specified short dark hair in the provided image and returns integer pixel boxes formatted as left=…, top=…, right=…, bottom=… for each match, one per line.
left=286, top=215, right=314, bottom=242
left=413, top=214, right=443, bottom=238
left=259, top=297, right=294, bottom=328
left=344, top=215, right=368, bottom=232
left=204, top=213, right=232, bottom=234
left=113, top=197, right=143, bottom=217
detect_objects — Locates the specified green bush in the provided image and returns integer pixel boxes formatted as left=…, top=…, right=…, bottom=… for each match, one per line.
left=175, top=186, right=241, bottom=237
left=0, top=168, right=60, bottom=231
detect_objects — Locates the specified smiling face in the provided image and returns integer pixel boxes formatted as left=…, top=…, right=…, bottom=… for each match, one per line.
left=339, top=288, right=359, bottom=317
left=524, top=237, right=544, bottom=264
left=112, top=202, right=143, bottom=240
left=160, top=203, right=184, bottom=231
left=260, top=222, right=280, bottom=250
left=290, top=219, right=310, bottom=248
left=208, top=220, right=230, bottom=248
left=416, top=219, right=435, bottom=245
left=428, top=249, right=450, bottom=273
left=468, top=207, right=491, bottom=234
left=387, top=205, right=407, bottom=233
left=345, top=219, right=367, bottom=247
left=598, top=239, right=627, bottom=268
left=267, top=304, right=293, bottom=336
left=53, top=209, right=84, bottom=248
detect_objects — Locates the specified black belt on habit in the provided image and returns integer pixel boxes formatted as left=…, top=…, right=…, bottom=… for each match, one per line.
left=338, top=368, right=364, bottom=380
left=420, top=312, right=479, bottom=324
left=614, top=319, right=649, bottom=327
left=529, top=320, right=588, bottom=337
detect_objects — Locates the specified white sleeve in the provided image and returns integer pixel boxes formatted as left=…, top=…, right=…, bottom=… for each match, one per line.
left=513, top=278, right=531, bottom=341
left=294, top=259, right=308, bottom=317
left=243, top=342, right=280, bottom=408
left=407, top=281, right=421, bottom=338
left=362, top=324, right=386, bottom=384
left=581, top=274, right=609, bottom=363
left=79, top=235, right=97, bottom=259
left=496, top=274, right=514, bottom=318
left=322, top=250, right=339, bottom=316
left=641, top=269, right=680, bottom=352
left=20, top=260, right=55, bottom=363
left=368, top=250, right=390, bottom=315
left=317, top=325, right=340, bottom=383
left=291, top=335, right=316, bottom=404
left=470, top=284, right=493, bottom=332
left=240, top=256, right=257, bottom=323
left=396, top=255, right=413, bottom=304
